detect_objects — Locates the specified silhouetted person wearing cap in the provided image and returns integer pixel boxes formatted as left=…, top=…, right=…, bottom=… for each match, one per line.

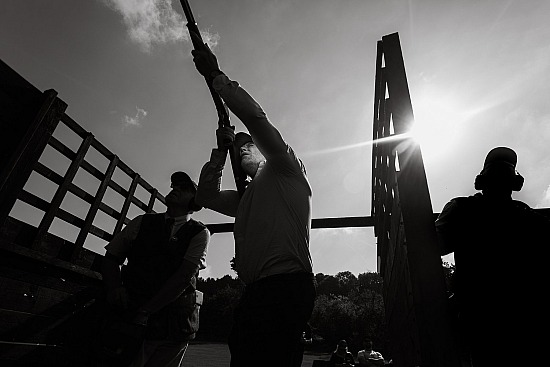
left=190, top=33, right=315, bottom=366
left=329, top=340, right=355, bottom=367
left=436, top=147, right=549, bottom=366
left=101, top=171, right=209, bottom=367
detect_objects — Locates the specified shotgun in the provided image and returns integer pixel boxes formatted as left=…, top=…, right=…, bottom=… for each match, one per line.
left=180, top=0, right=246, bottom=196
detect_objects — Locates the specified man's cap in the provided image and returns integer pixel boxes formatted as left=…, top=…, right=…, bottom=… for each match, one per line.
left=338, top=340, right=348, bottom=347
left=482, top=147, right=517, bottom=172
left=234, top=132, right=253, bottom=150
left=170, top=171, right=197, bottom=193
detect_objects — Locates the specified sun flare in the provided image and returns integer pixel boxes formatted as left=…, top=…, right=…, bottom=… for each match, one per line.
left=409, top=88, right=465, bottom=164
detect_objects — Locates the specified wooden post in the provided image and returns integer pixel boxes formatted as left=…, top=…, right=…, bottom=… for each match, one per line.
left=146, top=188, right=159, bottom=214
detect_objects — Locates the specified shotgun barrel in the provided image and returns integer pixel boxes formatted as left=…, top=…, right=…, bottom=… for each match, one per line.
left=179, top=0, right=246, bottom=196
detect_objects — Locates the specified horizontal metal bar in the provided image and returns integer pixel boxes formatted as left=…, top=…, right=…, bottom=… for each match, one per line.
left=207, top=216, right=375, bottom=234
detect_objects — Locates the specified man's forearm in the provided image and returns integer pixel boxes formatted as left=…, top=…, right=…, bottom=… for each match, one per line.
left=140, top=259, right=198, bottom=314
left=196, top=148, right=240, bottom=216
left=195, top=148, right=225, bottom=206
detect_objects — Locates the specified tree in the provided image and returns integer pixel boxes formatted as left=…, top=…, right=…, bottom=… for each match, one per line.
left=194, top=271, right=390, bottom=357
left=336, top=271, right=358, bottom=296
left=195, top=276, right=244, bottom=341
left=310, top=294, right=359, bottom=346
left=309, top=272, right=388, bottom=356
left=316, top=273, right=341, bottom=296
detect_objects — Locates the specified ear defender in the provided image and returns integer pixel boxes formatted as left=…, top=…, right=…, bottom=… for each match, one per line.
left=511, top=172, right=524, bottom=191
left=474, top=174, right=485, bottom=191
left=474, top=172, right=524, bottom=191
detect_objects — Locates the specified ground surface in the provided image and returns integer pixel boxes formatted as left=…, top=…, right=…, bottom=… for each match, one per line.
left=183, top=342, right=331, bottom=366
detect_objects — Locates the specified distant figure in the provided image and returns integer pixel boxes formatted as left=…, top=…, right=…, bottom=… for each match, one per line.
left=436, top=147, right=550, bottom=366
left=329, top=340, right=356, bottom=367
left=190, top=32, right=316, bottom=366
left=101, top=171, right=209, bottom=367
left=357, top=339, right=384, bottom=366
left=292, top=323, right=314, bottom=367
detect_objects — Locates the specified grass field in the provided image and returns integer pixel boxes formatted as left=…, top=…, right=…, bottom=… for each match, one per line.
left=183, top=342, right=332, bottom=367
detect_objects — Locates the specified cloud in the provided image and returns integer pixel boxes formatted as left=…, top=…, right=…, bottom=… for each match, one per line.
left=536, top=185, right=550, bottom=208
left=122, top=106, right=148, bottom=127
left=104, top=0, right=219, bottom=52
left=313, top=227, right=362, bottom=237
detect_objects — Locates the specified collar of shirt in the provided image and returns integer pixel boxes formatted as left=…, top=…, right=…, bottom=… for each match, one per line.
left=164, top=213, right=190, bottom=236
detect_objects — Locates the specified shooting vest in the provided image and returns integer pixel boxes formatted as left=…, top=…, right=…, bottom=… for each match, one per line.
left=122, top=213, right=206, bottom=341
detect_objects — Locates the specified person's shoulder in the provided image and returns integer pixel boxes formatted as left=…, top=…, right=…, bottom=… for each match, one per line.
left=125, top=213, right=147, bottom=228
left=447, top=194, right=484, bottom=209
left=511, top=199, right=534, bottom=210
left=137, top=212, right=164, bottom=226
left=512, top=200, right=550, bottom=223
left=442, top=194, right=472, bottom=205
left=455, top=193, right=483, bottom=203
left=439, top=195, right=471, bottom=214
left=370, top=351, right=384, bottom=359
left=186, top=219, right=210, bottom=243
left=131, top=213, right=149, bottom=220
left=188, top=218, right=208, bottom=230
left=270, top=144, right=305, bottom=169
left=140, top=212, right=163, bottom=220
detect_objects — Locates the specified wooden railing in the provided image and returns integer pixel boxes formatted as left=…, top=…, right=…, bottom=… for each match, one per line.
left=25, top=111, right=165, bottom=265
left=0, top=58, right=166, bottom=365
left=0, top=61, right=166, bottom=274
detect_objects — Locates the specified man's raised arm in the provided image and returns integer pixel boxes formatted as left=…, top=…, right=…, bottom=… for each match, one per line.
left=190, top=33, right=287, bottom=159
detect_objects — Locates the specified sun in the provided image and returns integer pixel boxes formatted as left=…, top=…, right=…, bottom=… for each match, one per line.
left=408, top=88, right=465, bottom=165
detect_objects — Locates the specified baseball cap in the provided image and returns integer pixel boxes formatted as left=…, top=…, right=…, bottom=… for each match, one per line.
left=481, top=147, right=517, bottom=173
left=234, top=132, right=253, bottom=150
left=170, top=171, right=197, bottom=193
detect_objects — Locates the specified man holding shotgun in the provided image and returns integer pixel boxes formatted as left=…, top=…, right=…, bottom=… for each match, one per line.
left=190, top=33, right=316, bottom=366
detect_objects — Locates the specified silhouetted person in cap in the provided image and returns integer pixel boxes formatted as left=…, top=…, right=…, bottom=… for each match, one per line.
left=329, top=340, right=355, bottom=367
left=101, top=171, right=209, bottom=367
left=190, top=33, right=315, bottom=366
left=436, top=147, right=549, bottom=366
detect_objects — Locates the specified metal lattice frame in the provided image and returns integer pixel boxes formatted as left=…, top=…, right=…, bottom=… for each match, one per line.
left=371, top=33, right=460, bottom=367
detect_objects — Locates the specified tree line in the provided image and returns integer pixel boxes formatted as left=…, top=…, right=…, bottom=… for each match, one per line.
left=195, top=271, right=389, bottom=356
left=196, top=262, right=456, bottom=358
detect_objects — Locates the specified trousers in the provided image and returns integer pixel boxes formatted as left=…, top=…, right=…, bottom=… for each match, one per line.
left=228, top=272, right=316, bottom=367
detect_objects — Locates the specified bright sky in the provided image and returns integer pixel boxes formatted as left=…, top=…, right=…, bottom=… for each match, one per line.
left=2, top=0, right=549, bottom=279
